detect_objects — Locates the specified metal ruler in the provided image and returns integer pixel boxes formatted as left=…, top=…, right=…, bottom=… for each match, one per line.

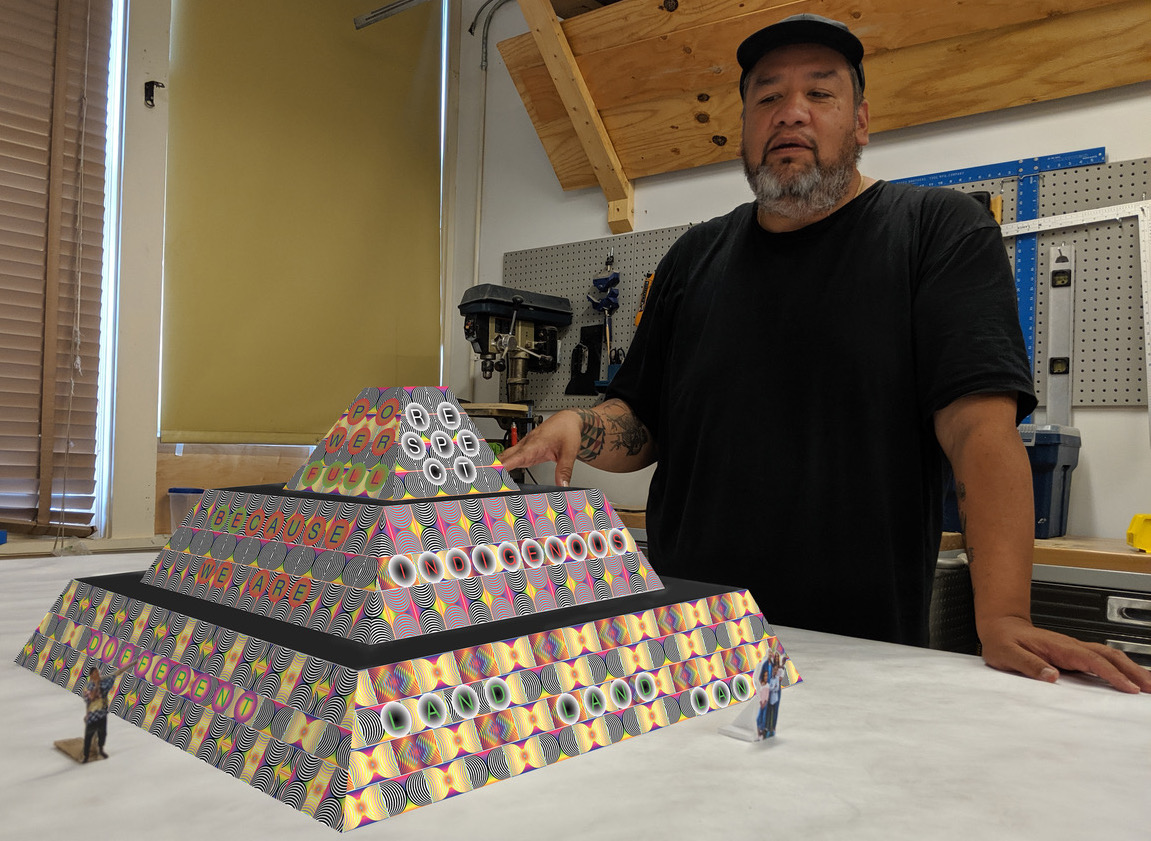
left=1001, top=201, right=1151, bottom=445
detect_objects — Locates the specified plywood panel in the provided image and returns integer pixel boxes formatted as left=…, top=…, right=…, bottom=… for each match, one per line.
left=499, top=0, right=1149, bottom=192
left=550, top=0, right=1122, bottom=56
left=515, top=0, right=1123, bottom=108
left=866, top=3, right=1151, bottom=131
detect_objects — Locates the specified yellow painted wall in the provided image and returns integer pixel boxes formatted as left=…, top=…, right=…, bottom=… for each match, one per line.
left=162, top=0, right=442, bottom=443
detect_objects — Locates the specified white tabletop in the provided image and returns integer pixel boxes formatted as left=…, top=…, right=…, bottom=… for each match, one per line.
left=2, top=551, right=1148, bottom=840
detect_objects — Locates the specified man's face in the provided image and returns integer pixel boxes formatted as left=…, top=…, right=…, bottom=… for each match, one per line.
left=740, top=43, right=869, bottom=217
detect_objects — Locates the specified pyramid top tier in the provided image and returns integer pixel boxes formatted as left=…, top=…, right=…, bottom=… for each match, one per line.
left=287, top=386, right=517, bottom=501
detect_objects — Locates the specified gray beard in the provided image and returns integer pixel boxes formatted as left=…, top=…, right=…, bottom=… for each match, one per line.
left=744, top=143, right=861, bottom=220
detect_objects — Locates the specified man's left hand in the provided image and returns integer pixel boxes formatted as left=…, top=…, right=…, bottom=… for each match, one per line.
left=980, top=615, right=1151, bottom=693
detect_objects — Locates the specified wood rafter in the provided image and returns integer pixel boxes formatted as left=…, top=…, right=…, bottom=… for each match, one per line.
left=517, top=0, right=634, bottom=232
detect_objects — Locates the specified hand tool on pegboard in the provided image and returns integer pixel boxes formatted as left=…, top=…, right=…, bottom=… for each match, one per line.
left=588, top=249, right=621, bottom=367
left=565, top=324, right=602, bottom=395
left=635, top=271, right=654, bottom=326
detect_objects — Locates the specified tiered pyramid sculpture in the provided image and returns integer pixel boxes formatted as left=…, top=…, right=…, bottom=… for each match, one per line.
left=17, top=387, right=795, bottom=831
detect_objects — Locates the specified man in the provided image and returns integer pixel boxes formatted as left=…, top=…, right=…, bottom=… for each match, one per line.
left=501, top=15, right=1150, bottom=693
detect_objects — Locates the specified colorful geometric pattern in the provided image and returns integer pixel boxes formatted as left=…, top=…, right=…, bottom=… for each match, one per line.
left=16, top=577, right=791, bottom=831
left=13, top=386, right=796, bottom=831
left=287, top=386, right=515, bottom=500
left=143, top=486, right=661, bottom=643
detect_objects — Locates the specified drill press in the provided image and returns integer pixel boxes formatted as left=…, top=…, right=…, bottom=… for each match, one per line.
left=458, top=284, right=573, bottom=459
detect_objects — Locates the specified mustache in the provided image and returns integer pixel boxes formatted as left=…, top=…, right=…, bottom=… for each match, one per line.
left=758, top=135, right=817, bottom=162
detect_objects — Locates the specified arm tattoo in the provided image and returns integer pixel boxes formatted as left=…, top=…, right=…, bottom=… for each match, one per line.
left=956, top=480, right=968, bottom=538
left=576, top=409, right=606, bottom=461
left=603, top=405, right=650, bottom=456
left=955, top=479, right=976, bottom=567
left=575, top=400, right=651, bottom=463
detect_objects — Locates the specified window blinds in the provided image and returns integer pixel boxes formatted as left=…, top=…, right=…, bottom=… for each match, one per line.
left=0, top=0, right=112, bottom=535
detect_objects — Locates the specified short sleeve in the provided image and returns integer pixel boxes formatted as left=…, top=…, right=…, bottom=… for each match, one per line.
left=911, top=198, right=1037, bottom=422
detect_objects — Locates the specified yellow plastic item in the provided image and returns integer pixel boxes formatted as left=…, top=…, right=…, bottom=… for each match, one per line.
left=990, top=194, right=1004, bottom=225
left=1127, top=514, right=1151, bottom=552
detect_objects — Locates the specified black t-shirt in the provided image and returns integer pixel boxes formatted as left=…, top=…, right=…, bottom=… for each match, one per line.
left=607, top=181, right=1037, bottom=645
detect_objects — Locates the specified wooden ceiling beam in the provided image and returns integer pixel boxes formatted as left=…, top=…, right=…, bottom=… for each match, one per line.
left=516, top=0, right=634, bottom=232
left=501, top=0, right=1150, bottom=192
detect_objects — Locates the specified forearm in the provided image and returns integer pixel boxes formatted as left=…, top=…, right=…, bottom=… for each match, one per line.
left=937, top=394, right=1150, bottom=692
left=936, top=394, right=1034, bottom=636
left=572, top=398, right=657, bottom=472
left=953, top=427, right=1035, bottom=636
left=113, top=652, right=144, bottom=677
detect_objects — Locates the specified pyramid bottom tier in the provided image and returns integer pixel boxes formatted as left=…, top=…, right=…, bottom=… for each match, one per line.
left=17, top=572, right=796, bottom=832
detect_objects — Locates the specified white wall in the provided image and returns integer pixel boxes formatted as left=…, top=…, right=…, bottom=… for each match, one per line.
left=103, top=0, right=170, bottom=544
left=447, top=1, right=1151, bottom=537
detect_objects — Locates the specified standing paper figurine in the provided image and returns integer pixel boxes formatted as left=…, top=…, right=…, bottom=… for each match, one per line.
left=765, top=655, right=783, bottom=738
left=717, top=647, right=791, bottom=744
left=755, top=652, right=783, bottom=740
left=81, top=653, right=141, bottom=763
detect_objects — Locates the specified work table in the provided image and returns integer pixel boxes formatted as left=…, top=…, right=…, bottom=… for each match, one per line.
left=2, top=552, right=1148, bottom=840
left=1034, top=535, right=1151, bottom=587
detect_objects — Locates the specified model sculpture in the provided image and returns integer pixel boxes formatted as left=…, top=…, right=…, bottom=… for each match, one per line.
left=17, top=386, right=793, bottom=831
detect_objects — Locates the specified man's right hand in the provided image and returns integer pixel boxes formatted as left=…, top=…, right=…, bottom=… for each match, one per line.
left=499, top=409, right=585, bottom=486
left=499, top=398, right=656, bottom=485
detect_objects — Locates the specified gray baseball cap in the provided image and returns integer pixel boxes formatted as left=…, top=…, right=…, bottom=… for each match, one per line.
left=737, top=14, right=865, bottom=98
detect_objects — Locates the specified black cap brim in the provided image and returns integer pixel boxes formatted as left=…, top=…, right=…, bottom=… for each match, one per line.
left=737, top=14, right=865, bottom=97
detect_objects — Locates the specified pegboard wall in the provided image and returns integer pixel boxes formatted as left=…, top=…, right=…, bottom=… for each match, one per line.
left=502, top=225, right=691, bottom=410
left=501, top=153, right=1148, bottom=412
left=1031, top=158, right=1149, bottom=406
